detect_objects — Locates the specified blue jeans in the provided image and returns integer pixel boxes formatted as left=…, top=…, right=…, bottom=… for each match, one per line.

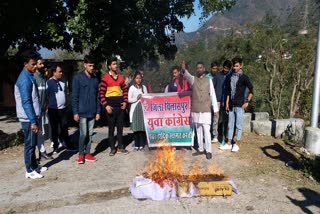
left=21, top=122, right=38, bottom=173
left=227, top=107, right=244, bottom=141
left=79, top=117, right=95, bottom=155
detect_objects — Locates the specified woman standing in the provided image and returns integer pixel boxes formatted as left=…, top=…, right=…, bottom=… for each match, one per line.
left=128, top=72, right=148, bottom=151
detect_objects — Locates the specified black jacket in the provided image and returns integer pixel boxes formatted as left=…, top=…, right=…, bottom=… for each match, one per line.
left=226, top=72, right=254, bottom=107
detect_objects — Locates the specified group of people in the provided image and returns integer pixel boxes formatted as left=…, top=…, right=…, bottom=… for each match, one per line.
left=180, top=58, right=253, bottom=160
left=163, top=57, right=254, bottom=159
left=15, top=50, right=81, bottom=179
left=14, top=51, right=148, bottom=179
left=14, top=50, right=253, bottom=179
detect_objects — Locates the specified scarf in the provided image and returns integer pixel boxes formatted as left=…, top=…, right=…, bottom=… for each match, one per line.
left=230, top=69, right=243, bottom=100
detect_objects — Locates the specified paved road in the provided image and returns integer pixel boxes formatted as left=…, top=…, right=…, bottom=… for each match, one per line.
left=0, top=122, right=319, bottom=214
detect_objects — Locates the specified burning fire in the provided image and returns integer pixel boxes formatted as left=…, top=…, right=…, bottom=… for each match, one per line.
left=141, top=140, right=225, bottom=188
left=142, top=141, right=183, bottom=187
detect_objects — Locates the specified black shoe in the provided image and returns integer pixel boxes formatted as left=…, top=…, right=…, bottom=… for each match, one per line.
left=192, top=151, right=205, bottom=156
left=41, top=152, right=53, bottom=160
left=117, top=149, right=129, bottom=154
left=206, top=152, right=212, bottom=160
left=109, top=149, right=117, bottom=156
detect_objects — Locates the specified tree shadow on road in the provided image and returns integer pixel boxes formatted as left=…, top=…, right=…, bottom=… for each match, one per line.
left=69, top=129, right=79, bottom=146
left=42, top=129, right=79, bottom=168
left=92, top=133, right=133, bottom=156
left=123, top=133, right=133, bottom=148
left=0, top=116, right=18, bottom=122
left=92, top=138, right=109, bottom=156
left=287, top=188, right=320, bottom=214
left=43, top=150, right=78, bottom=168
left=260, top=142, right=301, bottom=170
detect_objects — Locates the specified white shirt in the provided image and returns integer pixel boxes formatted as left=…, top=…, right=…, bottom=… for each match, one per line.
left=128, top=85, right=148, bottom=123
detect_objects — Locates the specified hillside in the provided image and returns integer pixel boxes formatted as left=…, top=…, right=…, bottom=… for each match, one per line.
left=175, top=0, right=304, bottom=44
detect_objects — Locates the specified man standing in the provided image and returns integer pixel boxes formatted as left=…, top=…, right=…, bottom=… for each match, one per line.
left=206, top=61, right=219, bottom=80
left=182, top=61, right=219, bottom=160
left=220, top=56, right=254, bottom=152
left=72, top=55, right=101, bottom=164
left=100, top=56, right=128, bottom=156
left=206, top=61, right=219, bottom=143
left=34, top=58, right=52, bottom=161
left=46, top=64, right=76, bottom=154
left=14, top=50, right=47, bottom=179
left=213, top=60, right=232, bottom=145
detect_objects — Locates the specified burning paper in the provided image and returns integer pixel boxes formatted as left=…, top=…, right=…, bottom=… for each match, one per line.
left=130, top=141, right=238, bottom=200
left=130, top=175, right=176, bottom=201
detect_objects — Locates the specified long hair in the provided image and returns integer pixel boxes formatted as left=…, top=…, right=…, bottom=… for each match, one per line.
left=133, top=71, right=144, bottom=93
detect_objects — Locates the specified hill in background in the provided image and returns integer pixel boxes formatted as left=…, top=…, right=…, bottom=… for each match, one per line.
left=175, top=0, right=304, bottom=44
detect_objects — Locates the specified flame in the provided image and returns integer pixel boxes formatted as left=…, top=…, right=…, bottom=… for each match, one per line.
left=142, top=141, right=184, bottom=187
left=187, top=162, right=203, bottom=181
left=208, top=163, right=224, bottom=176
left=141, top=140, right=225, bottom=188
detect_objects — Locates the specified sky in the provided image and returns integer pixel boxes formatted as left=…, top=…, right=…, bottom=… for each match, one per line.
left=39, top=0, right=210, bottom=58
left=179, top=0, right=211, bottom=33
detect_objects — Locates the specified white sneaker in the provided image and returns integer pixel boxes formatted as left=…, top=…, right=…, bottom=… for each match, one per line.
left=53, top=148, right=59, bottom=155
left=36, top=166, right=48, bottom=172
left=211, top=137, right=219, bottom=143
left=25, top=171, right=43, bottom=179
left=51, top=142, right=63, bottom=148
left=219, top=144, right=232, bottom=150
left=59, top=141, right=65, bottom=148
left=231, top=144, right=240, bottom=152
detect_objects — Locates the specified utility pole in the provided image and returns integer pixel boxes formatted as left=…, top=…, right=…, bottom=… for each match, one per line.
left=305, top=20, right=320, bottom=155
left=310, top=20, right=320, bottom=128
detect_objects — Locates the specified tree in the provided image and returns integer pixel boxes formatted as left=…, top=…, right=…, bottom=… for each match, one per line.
left=47, top=49, right=84, bottom=60
left=0, top=0, right=236, bottom=64
left=0, top=0, right=71, bottom=56
left=246, top=17, right=292, bottom=118
left=66, top=0, right=236, bottom=64
left=210, top=14, right=318, bottom=119
left=288, top=30, right=317, bottom=117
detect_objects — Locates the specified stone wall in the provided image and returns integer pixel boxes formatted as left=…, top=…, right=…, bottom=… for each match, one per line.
left=242, top=112, right=305, bottom=142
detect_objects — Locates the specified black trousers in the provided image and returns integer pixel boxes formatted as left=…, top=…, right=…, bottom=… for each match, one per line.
left=133, top=131, right=146, bottom=148
left=106, top=107, right=125, bottom=150
left=218, top=105, right=228, bottom=139
left=48, top=108, right=71, bottom=149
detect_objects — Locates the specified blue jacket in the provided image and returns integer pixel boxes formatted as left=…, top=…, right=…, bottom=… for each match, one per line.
left=14, top=68, right=40, bottom=124
left=72, top=71, right=101, bottom=118
left=46, top=78, right=67, bottom=109
left=213, top=71, right=232, bottom=102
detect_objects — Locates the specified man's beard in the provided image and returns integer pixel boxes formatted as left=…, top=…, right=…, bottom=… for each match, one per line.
left=196, top=71, right=206, bottom=77
left=38, top=67, right=46, bottom=75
